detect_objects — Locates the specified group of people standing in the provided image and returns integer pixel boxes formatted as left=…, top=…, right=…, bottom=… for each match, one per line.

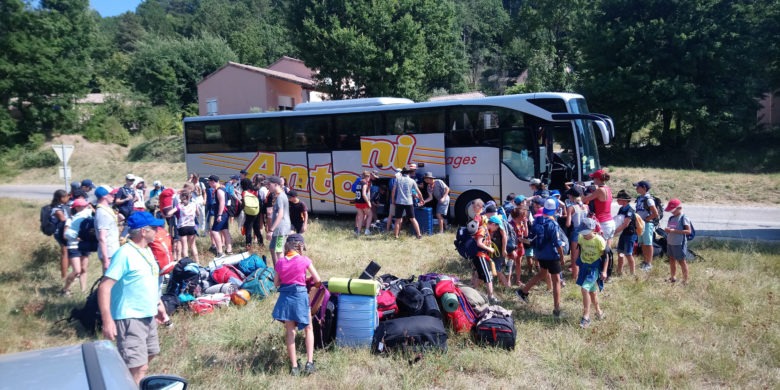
left=465, top=168, right=693, bottom=328
left=353, top=163, right=451, bottom=238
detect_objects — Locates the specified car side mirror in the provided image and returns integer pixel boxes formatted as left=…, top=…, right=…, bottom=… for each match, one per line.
left=140, top=375, right=188, bottom=390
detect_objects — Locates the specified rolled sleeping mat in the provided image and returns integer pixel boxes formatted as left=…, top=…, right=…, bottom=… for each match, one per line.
left=441, top=293, right=459, bottom=313
left=204, top=283, right=237, bottom=295
left=419, top=281, right=441, bottom=318
left=327, top=277, right=380, bottom=296
left=208, top=252, right=252, bottom=268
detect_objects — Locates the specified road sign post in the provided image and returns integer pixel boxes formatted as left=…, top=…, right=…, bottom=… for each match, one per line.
left=51, top=144, right=74, bottom=190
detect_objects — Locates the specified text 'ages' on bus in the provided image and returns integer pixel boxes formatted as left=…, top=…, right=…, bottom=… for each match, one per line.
left=183, top=93, right=614, bottom=224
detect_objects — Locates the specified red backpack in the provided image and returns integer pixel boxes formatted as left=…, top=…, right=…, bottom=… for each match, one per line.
left=434, top=279, right=478, bottom=333
left=149, top=227, right=174, bottom=275
left=377, top=289, right=399, bottom=320
left=159, top=188, right=176, bottom=212
left=211, top=264, right=245, bottom=285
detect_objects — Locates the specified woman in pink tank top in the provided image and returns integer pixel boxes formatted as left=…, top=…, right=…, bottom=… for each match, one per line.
left=582, top=169, right=616, bottom=245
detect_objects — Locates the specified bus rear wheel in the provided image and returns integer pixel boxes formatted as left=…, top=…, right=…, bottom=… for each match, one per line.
left=454, top=190, right=494, bottom=226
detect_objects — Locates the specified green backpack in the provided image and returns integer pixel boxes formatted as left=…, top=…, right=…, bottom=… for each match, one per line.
left=243, top=192, right=260, bottom=216
left=240, top=267, right=276, bottom=299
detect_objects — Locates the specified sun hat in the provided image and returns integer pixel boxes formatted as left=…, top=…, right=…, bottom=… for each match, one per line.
left=125, top=174, right=136, bottom=181
left=616, top=190, right=632, bottom=200
left=423, top=172, right=435, bottom=179
left=530, top=178, right=541, bottom=186
left=665, top=198, right=682, bottom=212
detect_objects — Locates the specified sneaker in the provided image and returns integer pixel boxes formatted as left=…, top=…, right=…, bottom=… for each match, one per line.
left=579, top=317, right=591, bottom=328
left=364, top=229, right=371, bottom=235
left=59, top=289, right=72, bottom=297
left=488, top=296, right=501, bottom=305
left=515, top=289, right=529, bottom=303
left=666, top=277, right=677, bottom=283
left=553, top=309, right=562, bottom=319
left=304, top=361, right=316, bottom=375
left=291, top=359, right=302, bottom=376
left=596, top=311, right=606, bottom=320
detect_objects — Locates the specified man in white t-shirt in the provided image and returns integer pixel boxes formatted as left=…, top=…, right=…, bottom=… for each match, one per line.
left=95, top=186, right=120, bottom=271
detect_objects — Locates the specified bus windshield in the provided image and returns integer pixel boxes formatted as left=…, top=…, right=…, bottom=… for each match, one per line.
left=569, top=98, right=601, bottom=176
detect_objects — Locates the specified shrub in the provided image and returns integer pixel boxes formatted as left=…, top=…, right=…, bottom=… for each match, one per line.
left=19, top=149, right=59, bottom=169
left=83, top=114, right=131, bottom=146
left=127, top=135, right=184, bottom=163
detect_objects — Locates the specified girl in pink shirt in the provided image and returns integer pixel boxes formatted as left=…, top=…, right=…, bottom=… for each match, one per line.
left=272, top=234, right=321, bottom=376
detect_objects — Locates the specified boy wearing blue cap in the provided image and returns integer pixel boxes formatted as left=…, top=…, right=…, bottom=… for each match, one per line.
left=516, top=198, right=564, bottom=318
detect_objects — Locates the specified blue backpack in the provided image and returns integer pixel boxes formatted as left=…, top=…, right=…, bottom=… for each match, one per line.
left=682, top=215, right=696, bottom=241
left=236, top=254, right=267, bottom=276
left=240, top=264, right=277, bottom=299
left=454, top=226, right=478, bottom=259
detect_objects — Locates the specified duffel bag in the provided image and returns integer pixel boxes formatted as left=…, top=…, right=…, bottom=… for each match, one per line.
left=474, top=315, right=516, bottom=350
left=372, top=315, right=447, bottom=353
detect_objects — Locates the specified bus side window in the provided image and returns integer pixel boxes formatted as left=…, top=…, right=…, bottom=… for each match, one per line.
left=502, top=127, right=534, bottom=180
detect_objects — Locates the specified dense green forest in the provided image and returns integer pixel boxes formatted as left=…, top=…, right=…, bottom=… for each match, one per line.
left=1, top=0, right=778, bottom=171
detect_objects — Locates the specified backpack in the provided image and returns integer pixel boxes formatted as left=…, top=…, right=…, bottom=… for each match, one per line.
left=454, top=226, right=478, bottom=259
left=634, top=214, right=645, bottom=236
left=313, top=293, right=338, bottom=349
left=502, top=218, right=518, bottom=251
left=351, top=175, right=362, bottom=194
left=65, top=278, right=103, bottom=336
left=211, top=264, right=245, bottom=285
left=77, top=216, right=98, bottom=252
left=40, top=205, right=57, bottom=236
left=681, top=214, right=696, bottom=241
left=149, top=227, right=174, bottom=275
left=640, top=195, right=664, bottom=223
left=243, top=192, right=260, bottom=216
left=167, top=258, right=202, bottom=296
left=236, top=254, right=267, bottom=276
left=240, top=267, right=277, bottom=299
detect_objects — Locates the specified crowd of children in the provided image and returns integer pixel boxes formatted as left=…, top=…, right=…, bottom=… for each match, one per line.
left=462, top=169, right=694, bottom=328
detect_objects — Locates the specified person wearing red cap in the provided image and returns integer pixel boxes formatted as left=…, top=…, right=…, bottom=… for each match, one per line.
left=61, top=198, right=93, bottom=295
left=663, top=198, right=691, bottom=284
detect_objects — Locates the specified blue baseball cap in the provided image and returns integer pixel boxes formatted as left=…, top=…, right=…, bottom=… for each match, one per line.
left=95, top=186, right=112, bottom=199
left=81, top=179, right=95, bottom=189
left=127, top=211, right=165, bottom=230
left=514, top=195, right=526, bottom=205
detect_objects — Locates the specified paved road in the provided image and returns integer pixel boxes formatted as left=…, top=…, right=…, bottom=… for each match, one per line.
left=3, top=185, right=779, bottom=241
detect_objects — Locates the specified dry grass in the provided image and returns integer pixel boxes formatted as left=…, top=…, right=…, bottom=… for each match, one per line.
left=5, top=135, right=780, bottom=206
left=1, top=199, right=779, bottom=388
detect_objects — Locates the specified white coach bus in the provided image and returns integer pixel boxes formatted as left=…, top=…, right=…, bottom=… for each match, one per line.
left=183, top=93, right=614, bottom=224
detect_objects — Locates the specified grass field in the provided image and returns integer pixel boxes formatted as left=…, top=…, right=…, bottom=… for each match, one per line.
left=2, top=198, right=779, bottom=389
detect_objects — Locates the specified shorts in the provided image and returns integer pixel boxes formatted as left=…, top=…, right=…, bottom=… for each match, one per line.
left=435, top=200, right=449, bottom=217
left=638, top=222, right=655, bottom=245
left=569, top=228, right=583, bottom=244
left=394, top=204, right=415, bottom=219
left=271, top=235, right=287, bottom=253
left=667, top=244, right=687, bottom=261
left=471, top=254, right=493, bottom=284
left=355, top=202, right=369, bottom=210
left=599, top=220, right=616, bottom=240
left=493, top=256, right=506, bottom=274
left=538, top=258, right=562, bottom=274
left=116, top=317, right=160, bottom=369
left=67, top=248, right=89, bottom=259
left=617, top=233, right=638, bottom=255
left=211, top=215, right=229, bottom=231
left=178, top=226, right=197, bottom=237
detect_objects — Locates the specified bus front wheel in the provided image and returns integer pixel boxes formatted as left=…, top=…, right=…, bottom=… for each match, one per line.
left=454, top=190, right=494, bottom=226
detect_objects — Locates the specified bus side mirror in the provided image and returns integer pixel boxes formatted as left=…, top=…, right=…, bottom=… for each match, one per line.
left=594, top=121, right=610, bottom=145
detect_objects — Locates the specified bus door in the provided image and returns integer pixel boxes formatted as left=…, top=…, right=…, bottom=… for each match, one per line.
left=306, top=152, right=336, bottom=214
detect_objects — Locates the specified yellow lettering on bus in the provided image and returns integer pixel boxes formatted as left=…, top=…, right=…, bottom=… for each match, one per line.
left=279, top=164, right=309, bottom=190
left=361, top=135, right=416, bottom=170
left=310, top=164, right=332, bottom=195
left=333, top=172, right=355, bottom=200
left=245, top=152, right=276, bottom=177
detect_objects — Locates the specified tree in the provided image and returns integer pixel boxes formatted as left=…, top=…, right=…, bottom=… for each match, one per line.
left=454, top=0, right=511, bottom=93
left=127, top=33, right=238, bottom=109
left=286, top=0, right=466, bottom=100
left=579, top=0, right=771, bottom=155
left=0, top=0, right=95, bottom=145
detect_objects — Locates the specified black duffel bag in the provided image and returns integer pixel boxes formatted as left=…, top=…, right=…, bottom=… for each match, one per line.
left=474, top=315, right=516, bottom=350
left=372, top=315, right=447, bottom=353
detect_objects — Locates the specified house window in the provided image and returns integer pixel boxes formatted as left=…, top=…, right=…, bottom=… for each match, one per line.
left=207, top=99, right=218, bottom=116
left=278, top=96, right=294, bottom=111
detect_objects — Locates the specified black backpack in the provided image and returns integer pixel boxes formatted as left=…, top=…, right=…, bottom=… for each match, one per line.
left=454, top=226, right=478, bottom=259
left=77, top=216, right=98, bottom=252
left=40, top=205, right=57, bottom=236
left=65, top=278, right=103, bottom=336
left=640, top=195, right=664, bottom=223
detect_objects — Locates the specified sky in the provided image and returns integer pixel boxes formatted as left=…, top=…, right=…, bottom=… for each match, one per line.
left=90, top=0, right=143, bottom=17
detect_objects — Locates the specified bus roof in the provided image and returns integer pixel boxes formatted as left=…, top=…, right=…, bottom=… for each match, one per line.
left=183, top=92, right=585, bottom=122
